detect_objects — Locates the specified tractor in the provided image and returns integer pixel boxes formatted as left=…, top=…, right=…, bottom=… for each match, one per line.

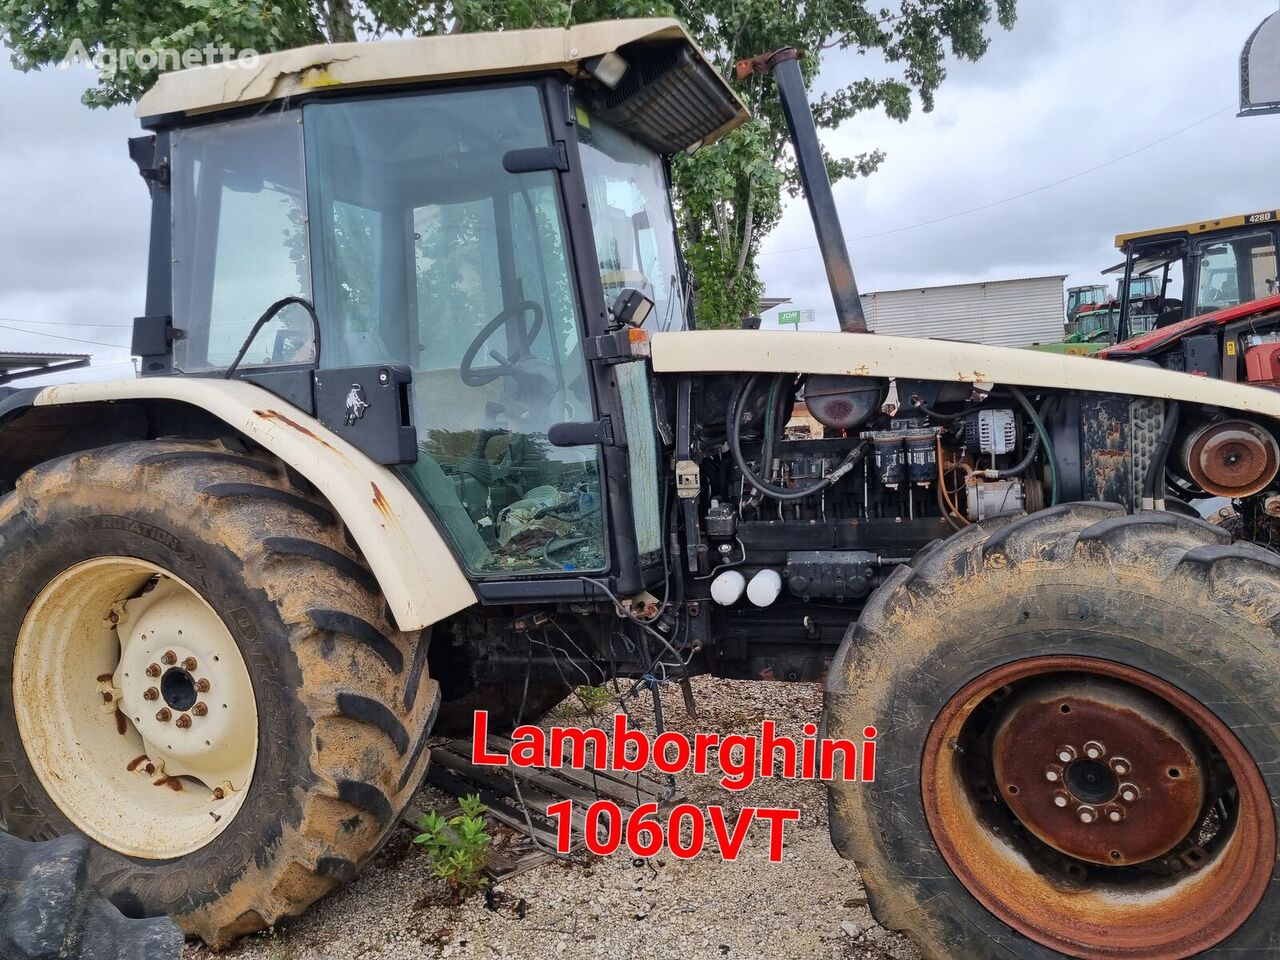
left=1109, top=209, right=1280, bottom=339
left=1, top=18, right=1279, bottom=960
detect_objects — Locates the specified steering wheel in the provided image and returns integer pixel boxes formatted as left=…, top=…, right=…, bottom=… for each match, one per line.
left=459, top=300, right=546, bottom=387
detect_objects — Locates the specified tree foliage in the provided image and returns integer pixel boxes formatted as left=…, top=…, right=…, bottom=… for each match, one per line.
left=0, top=0, right=1015, bottom=327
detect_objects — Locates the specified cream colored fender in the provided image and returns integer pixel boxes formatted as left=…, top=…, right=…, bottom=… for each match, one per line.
left=34, top=378, right=476, bottom=632
left=650, top=330, right=1280, bottom=423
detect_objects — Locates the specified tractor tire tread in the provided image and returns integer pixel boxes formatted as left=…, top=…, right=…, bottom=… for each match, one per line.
left=11, top=439, right=439, bottom=947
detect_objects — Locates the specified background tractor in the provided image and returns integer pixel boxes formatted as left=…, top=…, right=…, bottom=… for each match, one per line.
left=1110, top=209, right=1279, bottom=338
left=1, top=18, right=1280, bottom=960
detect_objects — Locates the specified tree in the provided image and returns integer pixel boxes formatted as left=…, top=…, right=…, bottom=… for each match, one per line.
left=0, top=0, right=1016, bottom=327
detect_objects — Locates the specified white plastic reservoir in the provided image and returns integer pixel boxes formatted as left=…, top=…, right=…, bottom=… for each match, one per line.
left=710, top=570, right=746, bottom=606
left=747, top=569, right=783, bottom=607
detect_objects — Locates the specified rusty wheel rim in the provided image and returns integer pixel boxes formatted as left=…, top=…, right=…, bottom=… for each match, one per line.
left=922, top=656, right=1274, bottom=959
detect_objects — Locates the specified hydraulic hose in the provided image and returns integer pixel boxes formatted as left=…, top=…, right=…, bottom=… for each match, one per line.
left=727, top=373, right=867, bottom=501
left=1008, top=386, right=1059, bottom=506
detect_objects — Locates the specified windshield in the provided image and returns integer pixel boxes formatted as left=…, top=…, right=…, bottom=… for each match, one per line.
left=576, top=104, right=687, bottom=332
left=1195, top=233, right=1277, bottom=314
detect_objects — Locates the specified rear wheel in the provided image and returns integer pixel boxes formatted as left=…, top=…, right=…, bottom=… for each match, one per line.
left=0, top=440, right=440, bottom=946
left=826, top=504, right=1280, bottom=959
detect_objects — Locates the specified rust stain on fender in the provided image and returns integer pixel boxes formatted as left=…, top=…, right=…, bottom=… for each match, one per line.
left=153, top=775, right=184, bottom=792
left=370, top=482, right=393, bottom=520
left=253, top=409, right=340, bottom=454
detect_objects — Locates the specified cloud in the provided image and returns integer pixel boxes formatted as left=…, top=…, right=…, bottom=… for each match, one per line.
left=2, top=3, right=1279, bottom=358
left=0, top=56, right=148, bottom=372
left=758, top=0, right=1280, bottom=330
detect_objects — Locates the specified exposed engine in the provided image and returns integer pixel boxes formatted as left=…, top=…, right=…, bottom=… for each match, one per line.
left=676, top=371, right=1280, bottom=681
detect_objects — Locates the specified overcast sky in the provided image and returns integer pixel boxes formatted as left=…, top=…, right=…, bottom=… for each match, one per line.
left=0, top=1, right=1277, bottom=370
left=758, top=0, right=1280, bottom=329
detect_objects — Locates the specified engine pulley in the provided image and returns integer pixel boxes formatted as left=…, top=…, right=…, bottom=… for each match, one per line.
left=1182, top=419, right=1280, bottom=497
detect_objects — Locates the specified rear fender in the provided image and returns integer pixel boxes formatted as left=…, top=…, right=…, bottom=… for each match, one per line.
left=14, top=378, right=476, bottom=632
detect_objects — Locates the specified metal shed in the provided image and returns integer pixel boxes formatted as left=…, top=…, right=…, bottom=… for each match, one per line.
left=859, top=275, right=1066, bottom=347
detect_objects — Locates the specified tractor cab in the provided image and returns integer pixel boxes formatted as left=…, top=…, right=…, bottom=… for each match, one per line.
left=1108, top=209, right=1280, bottom=339
left=1065, top=283, right=1107, bottom=326
left=129, top=20, right=746, bottom=594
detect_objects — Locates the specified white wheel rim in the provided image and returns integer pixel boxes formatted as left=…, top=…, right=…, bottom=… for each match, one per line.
left=13, top=558, right=258, bottom=859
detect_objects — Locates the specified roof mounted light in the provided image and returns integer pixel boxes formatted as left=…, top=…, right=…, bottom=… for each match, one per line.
left=583, top=51, right=629, bottom=89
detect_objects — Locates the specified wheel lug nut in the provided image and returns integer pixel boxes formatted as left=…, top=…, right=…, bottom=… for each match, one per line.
left=1119, top=783, right=1140, bottom=802
left=143, top=687, right=159, bottom=701
left=1056, top=745, right=1077, bottom=763
left=1077, top=805, right=1097, bottom=824
left=192, top=702, right=208, bottom=717
left=195, top=678, right=210, bottom=693
left=145, top=663, right=161, bottom=678
left=1044, top=767, right=1061, bottom=783
left=182, top=657, right=197, bottom=671
left=1105, top=804, right=1126, bottom=822
left=1052, top=792, right=1070, bottom=808
left=155, top=707, right=171, bottom=722
left=176, top=714, right=192, bottom=729
left=1111, top=757, right=1130, bottom=776
left=1084, top=740, right=1106, bottom=759
left=161, top=650, right=176, bottom=665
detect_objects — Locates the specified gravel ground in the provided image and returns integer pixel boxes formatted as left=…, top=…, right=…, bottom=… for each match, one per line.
left=186, top=677, right=921, bottom=960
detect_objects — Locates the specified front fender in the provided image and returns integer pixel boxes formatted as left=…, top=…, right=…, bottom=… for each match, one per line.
left=33, top=378, right=476, bottom=632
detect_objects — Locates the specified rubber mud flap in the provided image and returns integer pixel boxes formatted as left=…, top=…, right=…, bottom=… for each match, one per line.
left=0, top=831, right=182, bottom=959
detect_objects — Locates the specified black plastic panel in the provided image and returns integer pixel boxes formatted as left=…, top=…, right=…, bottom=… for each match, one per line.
left=313, top=364, right=417, bottom=465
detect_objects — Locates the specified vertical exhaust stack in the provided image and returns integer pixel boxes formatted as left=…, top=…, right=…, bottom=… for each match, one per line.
left=737, top=48, right=868, bottom=333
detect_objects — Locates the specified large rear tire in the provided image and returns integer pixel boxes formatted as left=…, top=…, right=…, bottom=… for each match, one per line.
left=0, top=440, right=440, bottom=947
left=826, top=504, right=1280, bottom=959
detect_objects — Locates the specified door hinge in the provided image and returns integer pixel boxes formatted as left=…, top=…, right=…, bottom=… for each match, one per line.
left=548, top=416, right=622, bottom=448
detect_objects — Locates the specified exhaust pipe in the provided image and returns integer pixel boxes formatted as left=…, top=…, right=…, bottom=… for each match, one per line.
left=737, top=48, right=867, bottom=333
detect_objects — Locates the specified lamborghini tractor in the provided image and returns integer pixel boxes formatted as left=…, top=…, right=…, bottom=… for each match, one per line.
left=1, top=20, right=1279, bottom=960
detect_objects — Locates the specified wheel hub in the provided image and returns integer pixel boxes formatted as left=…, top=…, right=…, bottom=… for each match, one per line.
left=113, top=577, right=256, bottom=797
left=161, top=667, right=198, bottom=711
left=992, top=676, right=1205, bottom=866
left=1064, top=757, right=1117, bottom=804
left=13, top=558, right=258, bottom=859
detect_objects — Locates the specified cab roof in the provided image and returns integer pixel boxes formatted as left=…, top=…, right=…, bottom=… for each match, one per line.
left=135, top=18, right=749, bottom=150
left=1114, top=208, right=1279, bottom=248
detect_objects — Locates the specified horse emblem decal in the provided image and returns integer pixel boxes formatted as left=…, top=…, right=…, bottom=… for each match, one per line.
left=344, top=384, right=370, bottom=426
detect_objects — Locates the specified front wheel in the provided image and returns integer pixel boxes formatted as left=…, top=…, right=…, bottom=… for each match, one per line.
left=826, top=504, right=1280, bottom=959
left=0, top=441, right=440, bottom=946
